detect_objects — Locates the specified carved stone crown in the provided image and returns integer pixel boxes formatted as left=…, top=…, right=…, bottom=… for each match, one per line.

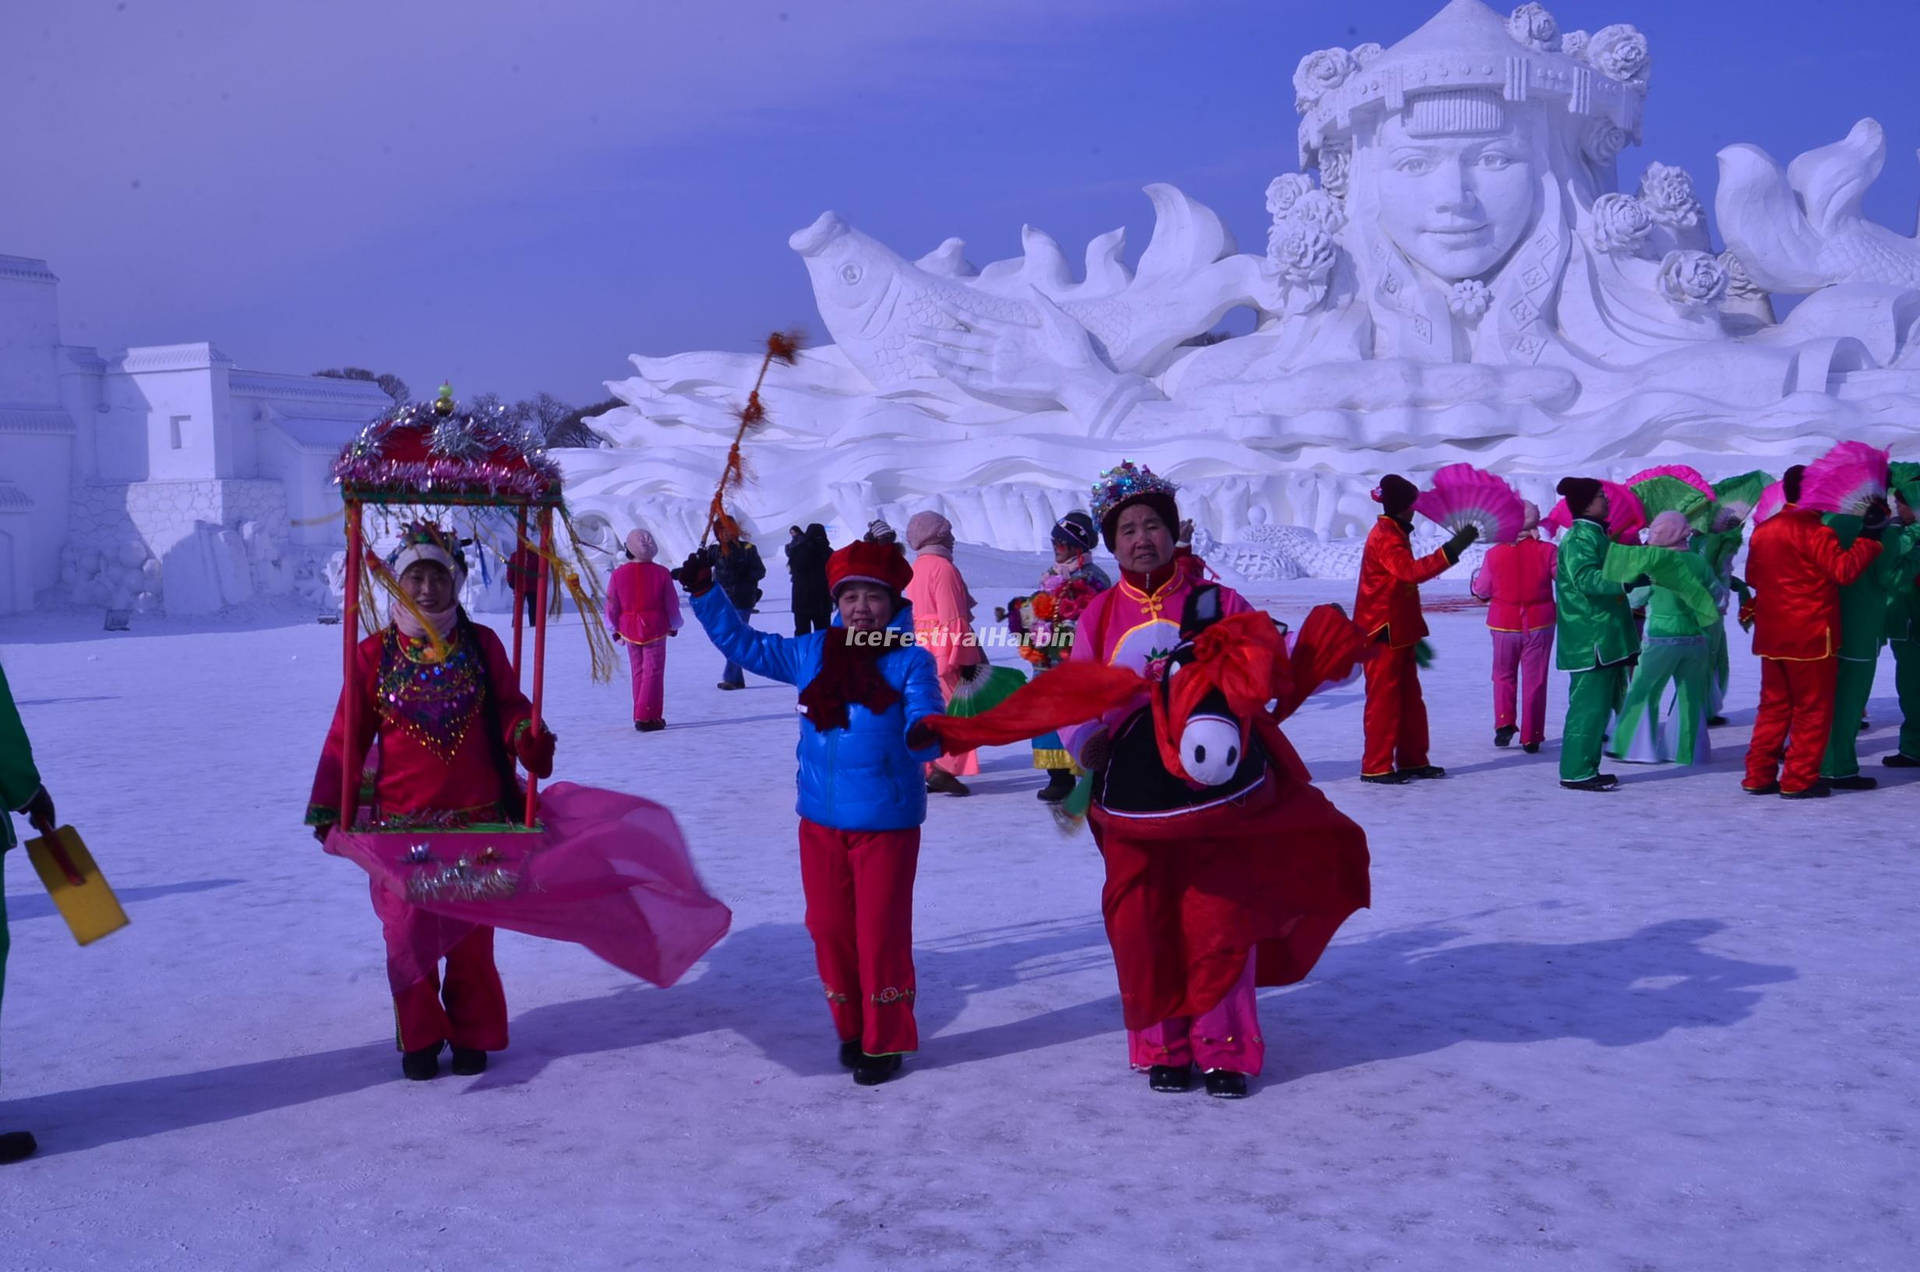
left=1295, top=0, right=1648, bottom=169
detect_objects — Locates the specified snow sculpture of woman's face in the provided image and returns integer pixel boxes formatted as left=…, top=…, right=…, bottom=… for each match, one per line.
left=1366, top=93, right=1538, bottom=283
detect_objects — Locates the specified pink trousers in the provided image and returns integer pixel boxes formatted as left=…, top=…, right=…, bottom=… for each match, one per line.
left=1491, top=627, right=1553, bottom=746
left=627, top=639, right=666, bottom=724
left=1127, top=952, right=1263, bottom=1075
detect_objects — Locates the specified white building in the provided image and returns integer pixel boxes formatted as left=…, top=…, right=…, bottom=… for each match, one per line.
left=0, top=253, right=393, bottom=614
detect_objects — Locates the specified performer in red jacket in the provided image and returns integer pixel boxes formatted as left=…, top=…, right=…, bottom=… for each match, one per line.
left=1353, top=474, right=1477, bottom=783
left=308, top=524, right=557, bottom=1079
left=1741, top=465, right=1885, bottom=798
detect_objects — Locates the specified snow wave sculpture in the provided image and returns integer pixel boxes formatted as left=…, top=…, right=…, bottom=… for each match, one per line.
left=564, top=0, right=1920, bottom=569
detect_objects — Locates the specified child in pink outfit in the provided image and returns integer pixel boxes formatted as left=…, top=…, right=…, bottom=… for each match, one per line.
left=1470, top=502, right=1556, bottom=751
left=606, top=529, right=682, bottom=731
left=903, top=511, right=985, bottom=791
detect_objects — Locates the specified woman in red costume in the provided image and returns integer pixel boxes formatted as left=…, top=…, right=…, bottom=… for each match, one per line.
left=922, top=462, right=1371, bottom=1098
left=307, top=523, right=557, bottom=1080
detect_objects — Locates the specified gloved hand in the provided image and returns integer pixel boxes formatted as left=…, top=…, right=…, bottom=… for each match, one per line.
left=1413, top=639, right=1435, bottom=669
left=23, top=785, right=56, bottom=839
left=672, top=551, right=714, bottom=597
left=957, top=661, right=984, bottom=683
left=1441, top=523, right=1480, bottom=563
left=1861, top=498, right=1891, bottom=539
left=906, top=719, right=939, bottom=751
left=1079, top=729, right=1113, bottom=774
left=515, top=725, right=557, bottom=779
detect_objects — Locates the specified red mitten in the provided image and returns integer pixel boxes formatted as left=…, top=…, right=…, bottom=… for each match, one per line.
left=515, top=725, right=557, bottom=778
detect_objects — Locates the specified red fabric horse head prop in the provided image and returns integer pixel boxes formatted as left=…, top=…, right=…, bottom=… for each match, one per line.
left=1150, top=610, right=1289, bottom=786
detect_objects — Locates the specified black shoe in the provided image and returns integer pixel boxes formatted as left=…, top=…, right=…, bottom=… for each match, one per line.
left=1360, top=772, right=1407, bottom=785
left=1743, top=780, right=1780, bottom=795
left=449, top=1048, right=488, bottom=1076
left=1884, top=753, right=1920, bottom=768
left=716, top=681, right=744, bottom=691
left=1560, top=774, right=1619, bottom=792
left=1707, top=715, right=1730, bottom=727
left=636, top=720, right=666, bottom=733
left=401, top=1042, right=443, bottom=1081
left=1037, top=769, right=1077, bottom=803
left=925, top=770, right=971, bottom=797
left=1522, top=741, right=1541, bottom=754
left=838, top=1039, right=862, bottom=1070
left=1859, top=719, right=1871, bottom=732
left=1203, top=1070, right=1250, bottom=1100
left=1781, top=782, right=1832, bottom=799
left=852, top=1052, right=902, bottom=1086
left=0, top=1131, right=36, bottom=1165
left=1148, top=1064, right=1193, bottom=1093
left=1828, top=774, right=1878, bottom=791
left=1494, top=726, right=1517, bottom=748
left=1401, top=765, right=1447, bottom=780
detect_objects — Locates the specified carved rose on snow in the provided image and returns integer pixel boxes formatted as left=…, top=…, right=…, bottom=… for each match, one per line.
left=1265, top=173, right=1315, bottom=219
left=1587, top=23, right=1650, bottom=88
left=1658, top=250, right=1729, bottom=312
left=1719, top=250, right=1766, bottom=301
left=1318, top=145, right=1351, bottom=200
left=1589, top=193, right=1654, bottom=254
left=1638, top=162, right=1702, bottom=229
left=1269, top=222, right=1338, bottom=285
left=1561, top=29, right=1590, bottom=60
left=1581, top=118, right=1629, bottom=168
left=1506, top=4, right=1561, bottom=52
left=1448, top=280, right=1492, bottom=319
left=1288, top=189, right=1348, bottom=237
left=1293, top=47, right=1358, bottom=112
left=1351, top=42, right=1384, bottom=67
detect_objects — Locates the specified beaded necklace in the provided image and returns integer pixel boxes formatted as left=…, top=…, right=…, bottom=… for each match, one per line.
left=376, top=625, right=486, bottom=763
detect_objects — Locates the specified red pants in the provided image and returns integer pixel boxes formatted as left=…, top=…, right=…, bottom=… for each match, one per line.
left=1745, top=656, right=1839, bottom=794
left=798, top=819, right=921, bottom=1056
left=389, top=926, right=509, bottom=1054
left=1363, top=643, right=1430, bottom=776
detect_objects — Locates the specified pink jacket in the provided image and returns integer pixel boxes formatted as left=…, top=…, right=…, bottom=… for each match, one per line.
left=1471, top=535, right=1557, bottom=632
left=904, top=551, right=985, bottom=677
left=606, top=561, right=682, bottom=645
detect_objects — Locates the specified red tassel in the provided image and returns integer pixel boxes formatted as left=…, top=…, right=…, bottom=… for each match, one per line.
left=766, top=329, right=805, bottom=365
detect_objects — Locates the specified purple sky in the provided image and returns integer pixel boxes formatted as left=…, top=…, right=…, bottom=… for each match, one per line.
left=6, top=0, right=1920, bottom=404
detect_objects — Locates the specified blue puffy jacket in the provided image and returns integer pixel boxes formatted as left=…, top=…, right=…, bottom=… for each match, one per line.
left=690, top=588, right=944, bottom=832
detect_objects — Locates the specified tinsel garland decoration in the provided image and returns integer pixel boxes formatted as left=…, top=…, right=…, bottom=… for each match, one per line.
left=699, top=330, right=805, bottom=549
left=404, top=845, right=524, bottom=904
left=333, top=386, right=562, bottom=502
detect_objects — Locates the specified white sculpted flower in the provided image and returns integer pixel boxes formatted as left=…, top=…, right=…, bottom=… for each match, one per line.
left=1587, top=23, right=1650, bottom=88
left=1268, top=221, right=1338, bottom=285
left=1351, top=42, right=1385, bottom=67
left=1318, top=145, right=1351, bottom=200
left=1719, top=250, right=1766, bottom=301
left=1448, top=280, right=1492, bottom=319
left=1581, top=118, right=1629, bottom=168
left=1589, top=193, right=1654, bottom=254
left=1293, top=47, right=1358, bottom=112
left=1658, top=250, right=1729, bottom=312
left=1561, top=29, right=1590, bottom=60
left=1506, top=4, right=1561, bottom=52
left=1264, top=173, right=1315, bottom=219
left=1288, top=189, right=1348, bottom=236
left=1638, top=162, right=1702, bottom=228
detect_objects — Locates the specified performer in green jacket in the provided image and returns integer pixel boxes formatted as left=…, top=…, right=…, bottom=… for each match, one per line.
left=1885, top=486, right=1920, bottom=769
left=2, top=660, right=57, bottom=1165
left=1694, top=512, right=1745, bottom=724
left=1821, top=508, right=1916, bottom=788
left=1605, top=512, right=1722, bottom=766
left=1553, top=478, right=1639, bottom=792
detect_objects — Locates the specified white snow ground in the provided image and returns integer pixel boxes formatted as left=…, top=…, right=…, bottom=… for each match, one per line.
left=2, top=547, right=1917, bottom=1271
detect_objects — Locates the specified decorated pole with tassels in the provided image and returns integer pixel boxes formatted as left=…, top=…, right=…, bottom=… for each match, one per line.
left=511, top=505, right=529, bottom=679
left=525, top=505, right=555, bottom=828
left=696, top=330, right=804, bottom=550
left=339, top=500, right=365, bottom=829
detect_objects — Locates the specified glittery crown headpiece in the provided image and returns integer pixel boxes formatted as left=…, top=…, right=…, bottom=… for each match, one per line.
left=1089, top=461, right=1179, bottom=528
left=1294, top=1, right=1647, bottom=170
left=387, top=521, right=468, bottom=579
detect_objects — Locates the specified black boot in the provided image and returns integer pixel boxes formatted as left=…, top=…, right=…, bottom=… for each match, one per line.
left=1037, top=769, right=1077, bottom=803
left=0, top=1131, right=36, bottom=1165
left=852, top=1052, right=902, bottom=1086
left=1884, top=752, right=1920, bottom=768
left=838, top=1039, right=862, bottom=1070
left=1203, top=1070, right=1250, bottom=1099
left=1781, top=781, right=1832, bottom=799
left=1521, top=741, right=1541, bottom=754
left=1401, top=765, right=1447, bottom=780
left=1494, top=726, right=1517, bottom=748
left=449, top=1048, right=488, bottom=1076
left=401, top=1042, right=443, bottom=1081
left=1148, top=1064, right=1193, bottom=1093
left=1360, top=772, right=1407, bottom=785
left=1828, top=774, right=1878, bottom=791
left=1560, top=773, right=1620, bottom=792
